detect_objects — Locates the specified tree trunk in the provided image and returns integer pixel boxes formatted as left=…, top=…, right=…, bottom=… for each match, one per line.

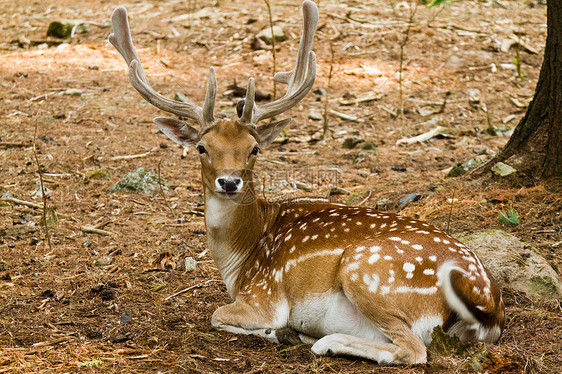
left=474, top=0, right=562, bottom=179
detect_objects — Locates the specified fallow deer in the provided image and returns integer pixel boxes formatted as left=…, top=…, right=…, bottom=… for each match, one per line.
left=109, top=1, right=505, bottom=365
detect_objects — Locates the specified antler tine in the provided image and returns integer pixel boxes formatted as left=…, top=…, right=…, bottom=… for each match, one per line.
left=241, top=78, right=256, bottom=124
left=249, top=0, right=318, bottom=124
left=108, top=6, right=215, bottom=127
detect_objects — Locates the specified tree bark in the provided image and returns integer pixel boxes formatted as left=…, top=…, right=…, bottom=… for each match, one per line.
left=474, top=0, right=562, bottom=179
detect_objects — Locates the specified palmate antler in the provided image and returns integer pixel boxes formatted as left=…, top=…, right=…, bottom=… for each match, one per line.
left=109, top=1, right=317, bottom=130
left=108, top=6, right=217, bottom=128
left=240, top=0, right=318, bottom=125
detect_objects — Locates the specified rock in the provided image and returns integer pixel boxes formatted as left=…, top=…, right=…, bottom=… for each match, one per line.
left=93, top=256, right=114, bottom=267
left=308, top=111, right=323, bottom=121
left=486, top=124, right=514, bottom=137
left=460, top=229, right=562, bottom=301
left=446, top=158, right=484, bottom=178
left=108, top=167, right=167, bottom=194
left=399, top=193, right=421, bottom=208
left=47, top=20, right=89, bottom=39
left=32, top=183, right=52, bottom=198
left=490, top=162, right=517, bottom=177
left=473, top=145, right=492, bottom=155
left=181, top=257, right=197, bottom=272
left=376, top=198, right=392, bottom=211
left=342, top=137, right=363, bottom=149
left=256, top=26, right=286, bottom=45
left=361, top=141, right=376, bottom=150
left=86, top=168, right=110, bottom=180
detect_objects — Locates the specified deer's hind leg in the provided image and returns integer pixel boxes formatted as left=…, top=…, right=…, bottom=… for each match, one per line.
left=211, top=298, right=293, bottom=344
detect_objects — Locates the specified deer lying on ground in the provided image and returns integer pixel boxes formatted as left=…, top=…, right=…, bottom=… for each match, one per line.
left=109, top=1, right=504, bottom=365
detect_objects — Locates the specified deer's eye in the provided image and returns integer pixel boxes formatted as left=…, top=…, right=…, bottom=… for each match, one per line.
left=196, top=145, right=207, bottom=154
left=251, top=146, right=260, bottom=156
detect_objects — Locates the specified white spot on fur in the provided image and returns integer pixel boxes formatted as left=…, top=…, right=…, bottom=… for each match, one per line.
left=423, top=269, right=435, bottom=276
left=429, top=255, right=437, bottom=262
left=363, top=274, right=380, bottom=293
left=370, top=246, right=381, bottom=253
left=403, top=262, right=416, bottom=273
left=412, top=244, right=423, bottom=250
left=368, top=253, right=380, bottom=264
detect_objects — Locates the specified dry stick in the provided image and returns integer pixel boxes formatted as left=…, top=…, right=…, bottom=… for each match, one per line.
left=446, top=191, right=455, bottom=234
left=80, top=225, right=114, bottom=236
left=322, top=44, right=335, bottom=140
left=165, top=279, right=221, bottom=300
left=32, top=116, right=54, bottom=252
left=263, top=0, right=277, bottom=99
left=391, top=0, right=418, bottom=124
left=0, top=196, right=43, bottom=209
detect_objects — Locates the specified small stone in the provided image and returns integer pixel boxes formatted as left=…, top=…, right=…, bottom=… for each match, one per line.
left=121, top=313, right=131, bottom=325
left=47, top=20, right=89, bottom=39
left=361, top=141, right=376, bottom=150
left=491, top=162, right=517, bottom=177
left=86, top=168, right=110, bottom=180
left=111, top=333, right=132, bottom=343
left=93, top=256, right=114, bottom=267
left=308, top=111, right=323, bottom=121
left=342, top=137, right=363, bottom=149
left=399, top=193, right=422, bottom=208
left=256, top=26, right=286, bottom=45
left=32, top=183, right=52, bottom=198
left=194, top=229, right=206, bottom=235
left=108, top=167, right=167, bottom=194
left=29, top=237, right=39, bottom=245
left=182, top=257, right=197, bottom=272
left=82, top=238, right=91, bottom=248
left=446, top=158, right=484, bottom=178
left=473, top=145, right=491, bottom=155
left=376, top=198, right=392, bottom=210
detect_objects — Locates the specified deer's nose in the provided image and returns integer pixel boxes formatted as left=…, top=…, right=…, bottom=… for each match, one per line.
left=216, top=176, right=243, bottom=193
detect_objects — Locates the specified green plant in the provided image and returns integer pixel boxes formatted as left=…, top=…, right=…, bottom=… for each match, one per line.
left=499, top=208, right=520, bottom=225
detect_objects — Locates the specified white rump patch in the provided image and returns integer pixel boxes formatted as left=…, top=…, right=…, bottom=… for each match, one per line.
left=412, top=315, right=443, bottom=346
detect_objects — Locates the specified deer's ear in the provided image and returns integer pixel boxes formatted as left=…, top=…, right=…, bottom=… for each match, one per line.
left=154, top=117, right=199, bottom=147
left=256, top=118, right=292, bottom=147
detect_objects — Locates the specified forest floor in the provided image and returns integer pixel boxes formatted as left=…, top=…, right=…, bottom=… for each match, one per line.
left=0, top=0, right=560, bottom=372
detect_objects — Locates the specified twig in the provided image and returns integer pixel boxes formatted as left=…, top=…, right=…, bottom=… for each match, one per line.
left=0, top=142, right=33, bottom=147
left=263, top=0, right=277, bottom=99
left=0, top=196, right=43, bottom=209
left=322, top=45, right=335, bottom=139
left=111, top=150, right=153, bottom=161
left=446, top=192, right=455, bottom=234
left=329, top=110, right=361, bottom=122
left=357, top=190, right=373, bottom=206
left=80, top=225, right=114, bottom=236
left=33, top=116, right=54, bottom=252
left=165, top=279, right=221, bottom=300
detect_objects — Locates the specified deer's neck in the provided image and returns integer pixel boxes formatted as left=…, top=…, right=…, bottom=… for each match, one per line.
left=204, top=188, right=276, bottom=297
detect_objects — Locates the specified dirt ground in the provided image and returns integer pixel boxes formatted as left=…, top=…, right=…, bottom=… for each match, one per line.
left=1, top=0, right=561, bottom=372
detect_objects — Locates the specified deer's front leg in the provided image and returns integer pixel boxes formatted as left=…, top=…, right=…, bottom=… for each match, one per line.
left=212, top=299, right=297, bottom=344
